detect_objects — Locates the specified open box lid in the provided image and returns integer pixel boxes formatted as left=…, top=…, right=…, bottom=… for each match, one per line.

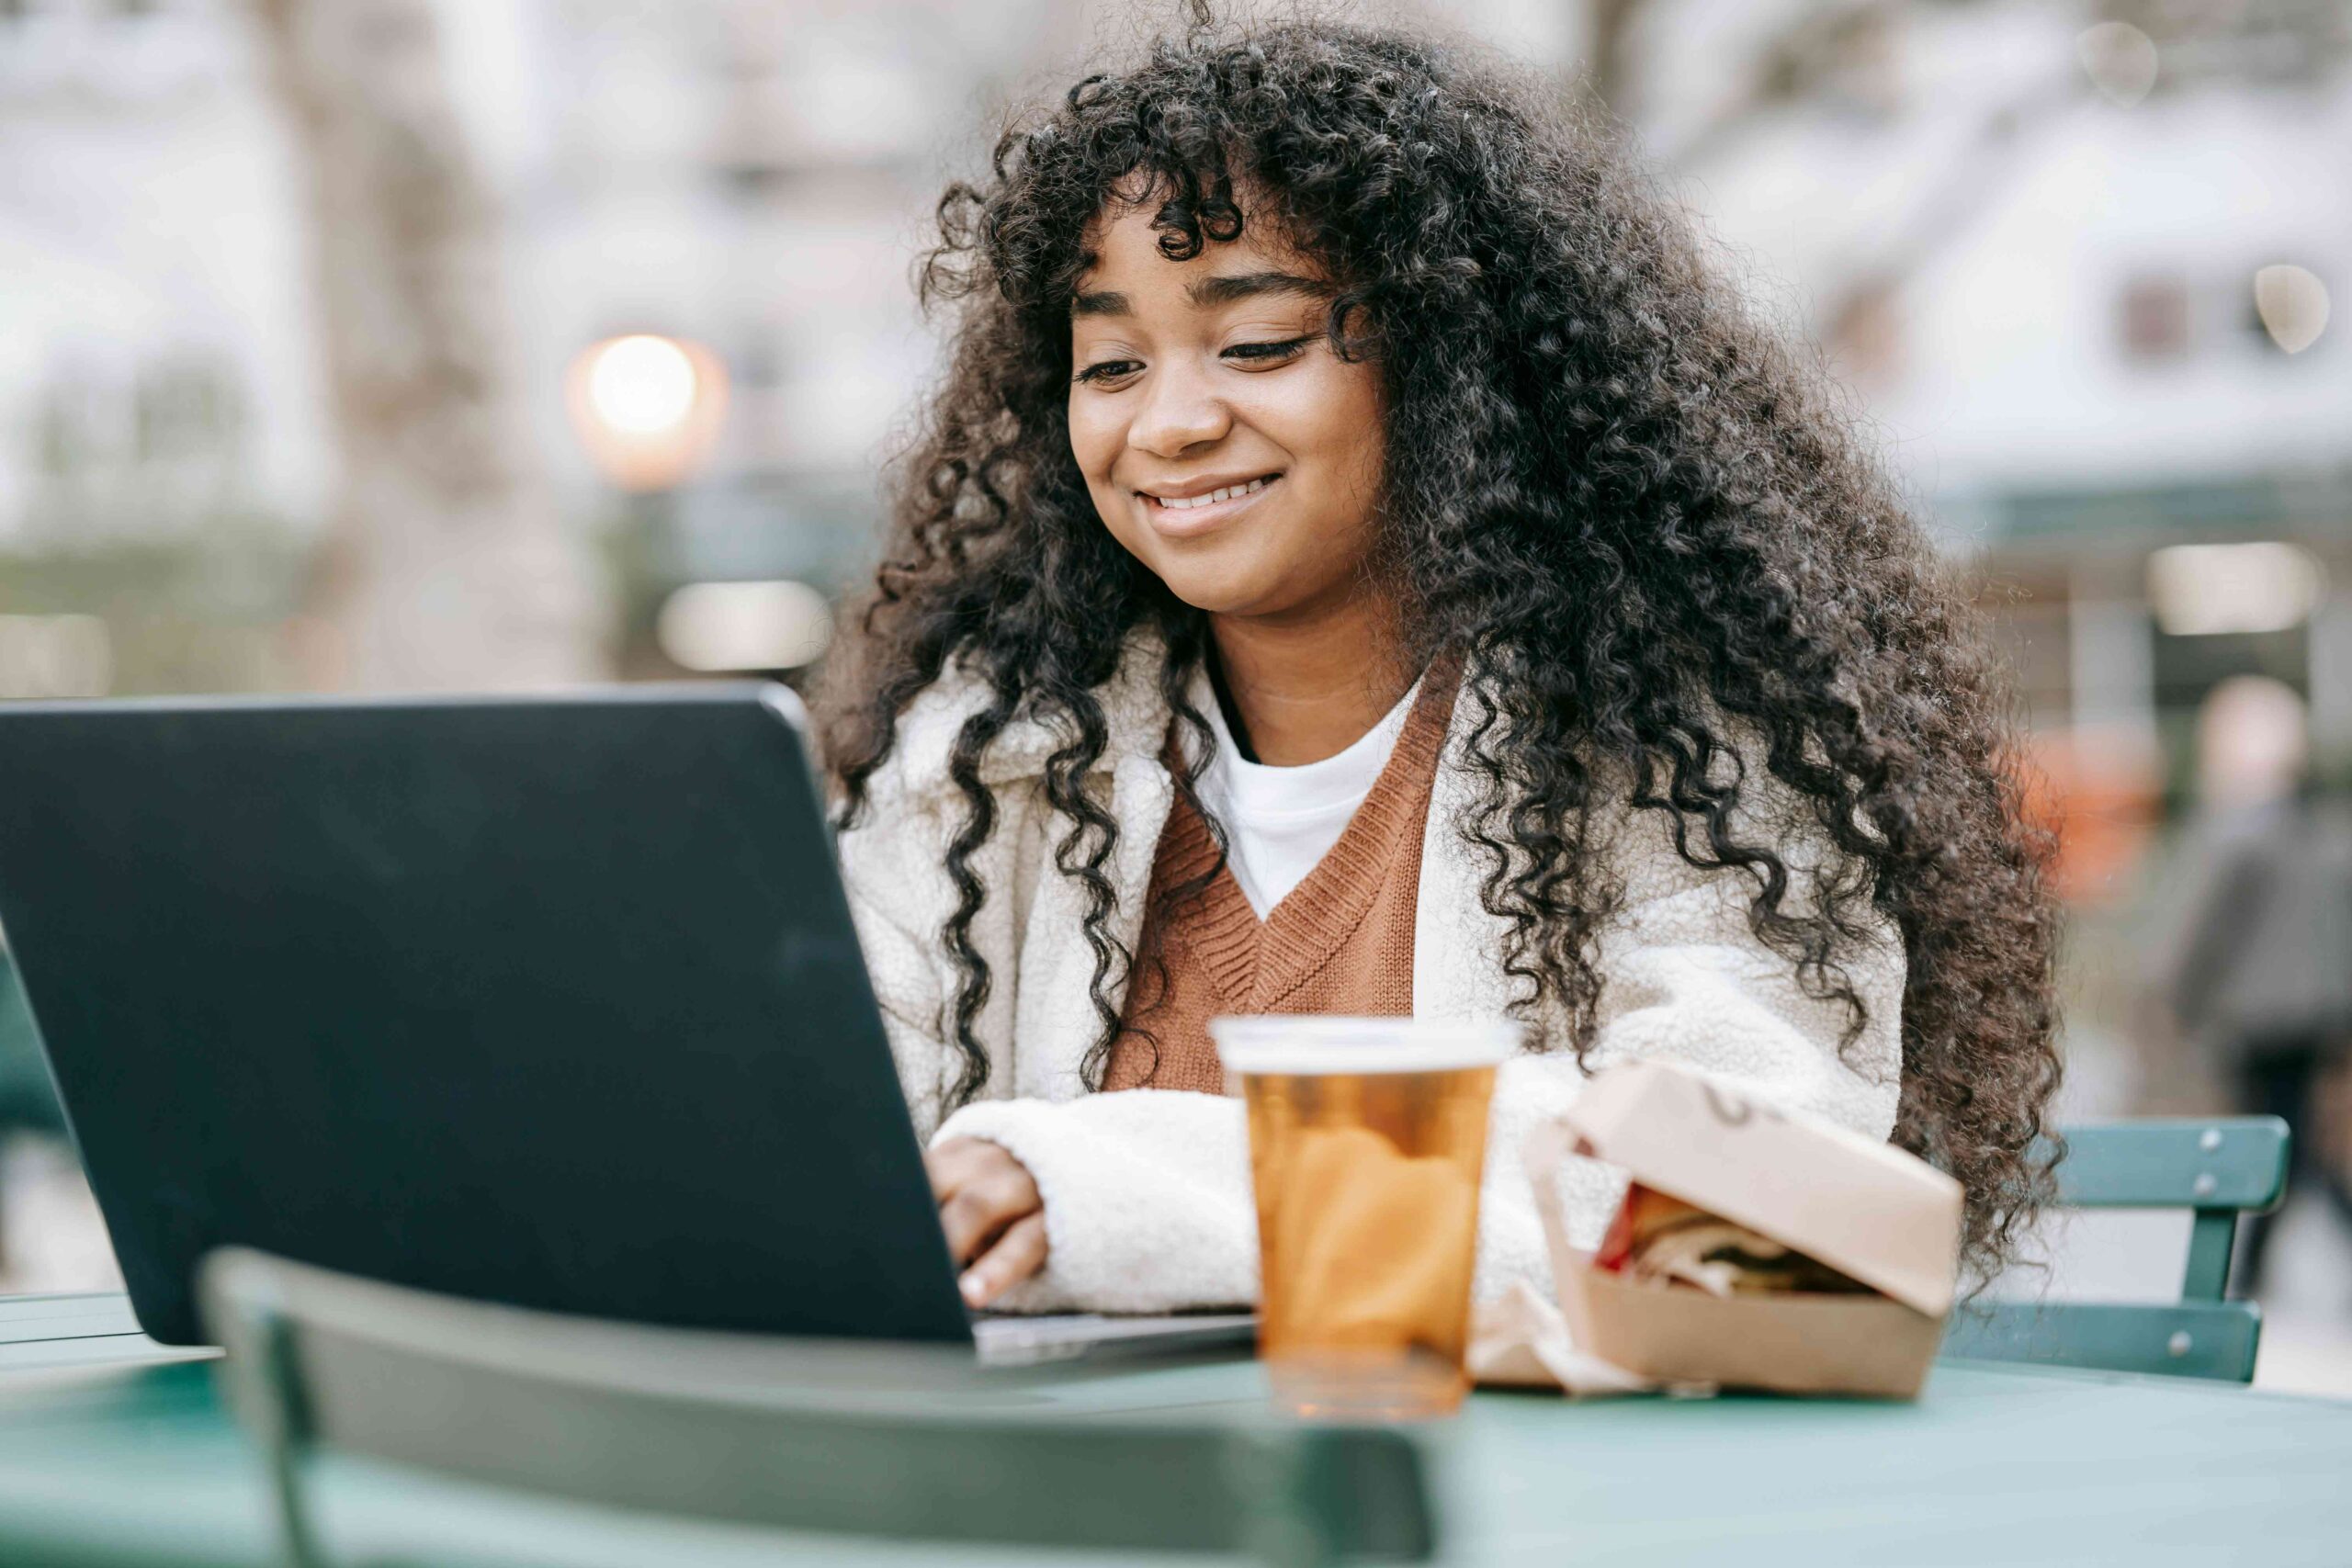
left=1555, top=1059, right=1964, bottom=1317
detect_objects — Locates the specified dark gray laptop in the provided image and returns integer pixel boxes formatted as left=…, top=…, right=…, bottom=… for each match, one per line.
left=0, top=685, right=1248, bottom=1363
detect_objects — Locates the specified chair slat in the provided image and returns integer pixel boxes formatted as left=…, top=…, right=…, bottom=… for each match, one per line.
left=1941, top=1300, right=2262, bottom=1383
left=2041, top=1119, right=2289, bottom=1211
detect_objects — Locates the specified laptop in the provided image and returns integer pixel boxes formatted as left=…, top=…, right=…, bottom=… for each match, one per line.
left=0, top=684, right=1250, bottom=1365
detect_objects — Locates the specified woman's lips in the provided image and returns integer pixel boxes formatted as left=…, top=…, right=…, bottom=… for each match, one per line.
left=1137, top=475, right=1282, bottom=537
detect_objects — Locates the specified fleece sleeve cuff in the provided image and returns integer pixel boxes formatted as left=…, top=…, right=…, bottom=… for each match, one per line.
left=933, top=1089, right=1260, bottom=1314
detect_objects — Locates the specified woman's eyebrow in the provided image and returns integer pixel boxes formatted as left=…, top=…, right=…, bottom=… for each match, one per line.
left=1069, top=270, right=1334, bottom=319
left=1187, top=270, right=1334, bottom=308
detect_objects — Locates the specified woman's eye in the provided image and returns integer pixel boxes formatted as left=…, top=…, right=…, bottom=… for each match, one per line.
left=1071, top=337, right=1311, bottom=387
left=1224, top=336, right=1313, bottom=365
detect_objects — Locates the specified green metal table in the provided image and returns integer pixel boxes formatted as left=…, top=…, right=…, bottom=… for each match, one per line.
left=0, top=1317, right=2348, bottom=1568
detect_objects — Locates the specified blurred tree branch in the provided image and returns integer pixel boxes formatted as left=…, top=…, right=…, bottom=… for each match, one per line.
left=1583, top=0, right=1645, bottom=115
left=1653, top=0, right=1895, bottom=172
left=1580, top=0, right=2330, bottom=357
left=251, top=0, right=606, bottom=691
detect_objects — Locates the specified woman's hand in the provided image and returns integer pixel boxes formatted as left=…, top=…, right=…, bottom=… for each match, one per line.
left=924, top=1136, right=1047, bottom=1308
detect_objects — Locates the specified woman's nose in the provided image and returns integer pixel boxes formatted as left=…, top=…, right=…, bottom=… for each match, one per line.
left=1126, top=361, right=1231, bottom=458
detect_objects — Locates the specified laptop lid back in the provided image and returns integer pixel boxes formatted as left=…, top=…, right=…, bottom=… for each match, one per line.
left=0, top=686, right=970, bottom=1347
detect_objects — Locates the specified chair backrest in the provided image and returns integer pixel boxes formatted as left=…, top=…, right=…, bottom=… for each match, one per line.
left=1939, top=1116, right=2290, bottom=1382
left=199, top=1247, right=1434, bottom=1568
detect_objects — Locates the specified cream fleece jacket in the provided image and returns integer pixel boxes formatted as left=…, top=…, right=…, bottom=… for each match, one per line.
left=836, top=630, right=1904, bottom=1314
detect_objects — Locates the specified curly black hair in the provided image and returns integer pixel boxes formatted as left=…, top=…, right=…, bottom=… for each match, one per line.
left=820, top=14, right=2062, bottom=1281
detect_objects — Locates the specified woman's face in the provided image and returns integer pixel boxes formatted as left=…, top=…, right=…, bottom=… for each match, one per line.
left=1067, top=194, right=1386, bottom=621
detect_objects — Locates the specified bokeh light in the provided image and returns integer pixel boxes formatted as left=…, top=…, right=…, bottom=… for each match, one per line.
left=2147, top=541, right=2326, bottom=637
left=655, top=580, right=833, bottom=672
left=2077, top=22, right=2158, bottom=107
left=565, top=333, right=729, bottom=491
left=584, top=335, right=700, bottom=435
left=2253, top=265, right=2331, bottom=355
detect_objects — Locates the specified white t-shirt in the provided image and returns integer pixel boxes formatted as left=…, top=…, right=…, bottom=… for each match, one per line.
left=1188, top=668, right=1424, bottom=920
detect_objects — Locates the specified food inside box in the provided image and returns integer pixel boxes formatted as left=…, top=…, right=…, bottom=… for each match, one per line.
left=1594, top=1183, right=1874, bottom=1299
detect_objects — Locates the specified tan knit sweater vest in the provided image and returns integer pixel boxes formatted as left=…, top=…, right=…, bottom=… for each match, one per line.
left=1101, top=668, right=1459, bottom=1094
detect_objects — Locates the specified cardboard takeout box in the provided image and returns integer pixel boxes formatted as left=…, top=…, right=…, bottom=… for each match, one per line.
left=1523, top=1059, right=1964, bottom=1398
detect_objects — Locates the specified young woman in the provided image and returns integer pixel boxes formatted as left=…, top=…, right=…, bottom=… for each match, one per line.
left=820, top=18, right=2060, bottom=1315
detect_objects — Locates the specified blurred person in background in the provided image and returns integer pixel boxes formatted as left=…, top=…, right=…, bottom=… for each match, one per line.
left=2159, top=676, right=2352, bottom=1295
left=819, top=15, right=2060, bottom=1317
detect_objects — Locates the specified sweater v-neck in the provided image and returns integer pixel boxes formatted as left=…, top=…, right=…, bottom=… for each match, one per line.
left=1194, top=666, right=1424, bottom=918
left=1168, top=662, right=1457, bottom=1010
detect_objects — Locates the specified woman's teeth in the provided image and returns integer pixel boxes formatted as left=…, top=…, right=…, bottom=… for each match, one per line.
left=1151, top=476, right=1273, bottom=510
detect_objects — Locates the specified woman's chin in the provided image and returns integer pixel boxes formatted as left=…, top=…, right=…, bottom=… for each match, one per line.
left=1149, top=568, right=1283, bottom=618
left=1112, top=528, right=1366, bottom=622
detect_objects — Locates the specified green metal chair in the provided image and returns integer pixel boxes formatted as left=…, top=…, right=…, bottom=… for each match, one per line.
left=1939, top=1116, right=2290, bottom=1382
left=199, top=1247, right=1435, bottom=1568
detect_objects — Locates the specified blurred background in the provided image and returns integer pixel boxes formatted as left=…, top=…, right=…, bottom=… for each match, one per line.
left=1, top=0, right=2347, bottom=1386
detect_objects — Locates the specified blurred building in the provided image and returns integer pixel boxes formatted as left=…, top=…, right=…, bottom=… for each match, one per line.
left=503, top=0, right=1063, bottom=674
left=0, top=0, right=321, bottom=694
left=0, top=0, right=2337, bottom=706
left=1642, top=0, right=2352, bottom=827
left=1624, top=0, right=2350, bottom=1122
left=0, top=0, right=1075, bottom=683
left=5, top=0, right=2341, bottom=723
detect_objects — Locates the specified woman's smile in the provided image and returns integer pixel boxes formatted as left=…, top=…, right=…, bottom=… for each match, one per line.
left=1137, top=473, right=1283, bottom=537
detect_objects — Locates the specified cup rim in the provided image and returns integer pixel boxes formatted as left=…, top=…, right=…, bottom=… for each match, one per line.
left=1207, top=1014, right=1522, bottom=1075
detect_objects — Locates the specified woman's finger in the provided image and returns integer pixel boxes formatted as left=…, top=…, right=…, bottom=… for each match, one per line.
left=960, top=1211, right=1048, bottom=1308
left=939, top=1177, right=1025, bottom=1264
left=926, top=1140, right=1043, bottom=1264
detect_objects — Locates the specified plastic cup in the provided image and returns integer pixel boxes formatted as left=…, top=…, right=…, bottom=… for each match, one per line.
left=1211, top=1015, right=1518, bottom=1419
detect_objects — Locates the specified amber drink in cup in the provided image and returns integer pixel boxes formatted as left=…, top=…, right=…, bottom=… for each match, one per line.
left=1211, top=1016, right=1517, bottom=1420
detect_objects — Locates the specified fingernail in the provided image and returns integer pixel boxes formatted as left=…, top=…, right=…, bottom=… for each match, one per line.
left=959, top=1272, right=985, bottom=1306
